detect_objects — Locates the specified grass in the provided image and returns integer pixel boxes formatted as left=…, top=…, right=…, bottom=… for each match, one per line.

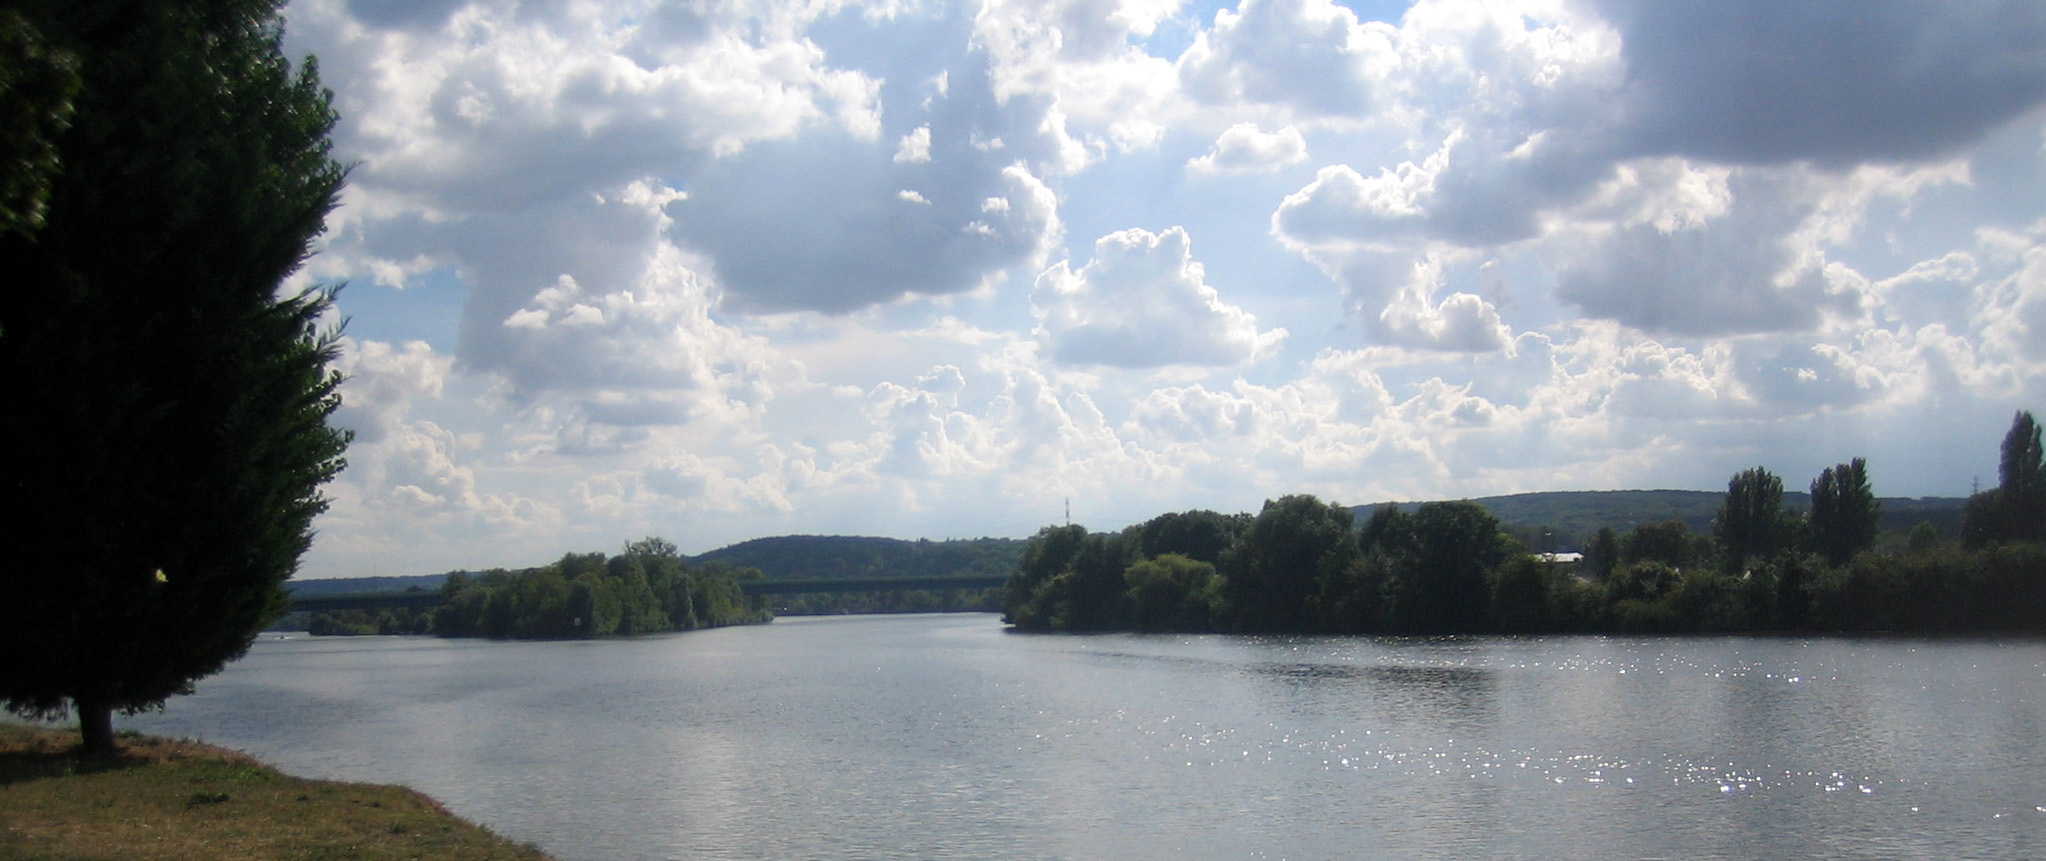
left=0, top=723, right=555, bottom=861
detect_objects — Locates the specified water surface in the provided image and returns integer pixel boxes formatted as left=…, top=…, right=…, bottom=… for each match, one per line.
left=124, top=614, right=2046, bottom=859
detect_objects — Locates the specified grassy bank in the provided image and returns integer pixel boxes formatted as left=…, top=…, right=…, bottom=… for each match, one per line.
left=0, top=723, right=554, bottom=861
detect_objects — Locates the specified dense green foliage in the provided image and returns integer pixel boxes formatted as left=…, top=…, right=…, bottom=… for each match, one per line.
left=0, top=9, right=77, bottom=237
left=1007, top=414, right=2044, bottom=636
left=0, top=0, right=349, bottom=751
left=307, top=607, right=433, bottom=636
left=428, top=538, right=768, bottom=639
left=1226, top=495, right=1356, bottom=632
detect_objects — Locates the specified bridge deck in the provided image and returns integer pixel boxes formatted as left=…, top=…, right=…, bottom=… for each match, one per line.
left=288, top=576, right=1009, bottom=612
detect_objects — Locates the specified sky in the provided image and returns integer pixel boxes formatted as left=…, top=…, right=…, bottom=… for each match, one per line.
left=276, top=0, right=2046, bottom=578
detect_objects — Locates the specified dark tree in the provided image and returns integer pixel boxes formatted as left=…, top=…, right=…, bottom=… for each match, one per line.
left=0, top=1, right=348, bottom=752
left=2001, top=411, right=2044, bottom=543
left=1620, top=519, right=1711, bottom=569
left=624, top=536, right=682, bottom=559
left=1381, top=501, right=1510, bottom=633
left=1585, top=527, right=1620, bottom=580
left=1489, top=555, right=1556, bottom=633
left=1223, top=495, right=1357, bottom=632
left=1809, top=458, right=1880, bottom=567
left=1003, top=524, right=1088, bottom=628
left=1056, top=533, right=1135, bottom=631
left=1965, top=411, right=2046, bottom=547
left=1714, top=467, right=1795, bottom=572
left=2003, top=411, right=2045, bottom=507
left=1126, top=509, right=1248, bottom=566
left=0, top=9, right=78, bottom=237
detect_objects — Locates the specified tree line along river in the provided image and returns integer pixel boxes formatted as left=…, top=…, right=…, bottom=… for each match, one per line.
left=122, top=613, right=2046, bottom=860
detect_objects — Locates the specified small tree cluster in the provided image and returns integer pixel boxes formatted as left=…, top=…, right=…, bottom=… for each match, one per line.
left=430, top=538, right=767, bottom=640
left=1005, top=499, right=1531, bottom=635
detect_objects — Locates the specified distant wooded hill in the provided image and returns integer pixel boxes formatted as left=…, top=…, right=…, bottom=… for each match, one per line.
left=689, top=535, right=1025, bottom=581
left=289, top=536, right=1027, bottom=595
left=1353, top=489, right=1968, bottom=549
left=289, top=491, right=1967, bottom=594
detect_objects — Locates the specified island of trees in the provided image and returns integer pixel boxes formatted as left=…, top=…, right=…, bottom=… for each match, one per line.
left=1004, top=411, right=2046, bottom=636
left=299, top=534, right=1026, bottom=635
left=308, top=538, right=770, bottom=639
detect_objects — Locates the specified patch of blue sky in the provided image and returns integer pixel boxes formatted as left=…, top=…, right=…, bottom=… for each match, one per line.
left=337, top=266, right=467, bottom=350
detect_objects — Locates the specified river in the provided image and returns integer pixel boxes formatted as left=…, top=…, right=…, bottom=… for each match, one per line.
left=121, top=613, right=2046, bottom=859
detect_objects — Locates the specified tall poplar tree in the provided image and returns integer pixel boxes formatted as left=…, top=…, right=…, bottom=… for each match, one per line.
left=0, top=0, right=348, bottom=752
left=1965, top=411, right=2046, bottom=547
left=2000, top=411, right=2045, bottom=543
left=1809, top=458, right=1880, bottom=567
left=1714, top=467, right=1795, bottom=572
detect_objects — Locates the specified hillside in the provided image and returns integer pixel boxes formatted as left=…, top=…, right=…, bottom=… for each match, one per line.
left=689, top=535, right=1025, bottom=581
left=1357, top=489, right=1968, bottom=549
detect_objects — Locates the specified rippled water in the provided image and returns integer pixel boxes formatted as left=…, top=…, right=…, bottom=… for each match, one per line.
left=122, top=614, right=2046, bottom=860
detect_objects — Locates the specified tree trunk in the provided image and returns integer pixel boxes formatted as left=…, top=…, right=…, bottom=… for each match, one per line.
left=76, top=697, right=116, bottom=754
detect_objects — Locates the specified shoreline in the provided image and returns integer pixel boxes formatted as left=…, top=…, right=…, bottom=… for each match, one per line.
left=0, top=722, right=555, bottom=860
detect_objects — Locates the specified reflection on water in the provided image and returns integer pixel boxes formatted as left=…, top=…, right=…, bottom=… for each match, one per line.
left=122, top=616, right=2046, bottom=861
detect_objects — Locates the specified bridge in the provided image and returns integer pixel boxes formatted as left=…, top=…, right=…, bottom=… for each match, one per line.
left=289, top=576, right=1009, bottom=613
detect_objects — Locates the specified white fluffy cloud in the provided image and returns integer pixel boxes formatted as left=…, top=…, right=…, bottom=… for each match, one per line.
left=1177, top=0, right=1394, bottom=116
left=1189, top=123, right=1308, bottom=174
left=1033, top=226, right=1286, bottom=368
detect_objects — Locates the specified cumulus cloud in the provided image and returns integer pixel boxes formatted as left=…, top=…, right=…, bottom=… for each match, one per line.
left=894, top=125, right=933, bottom=163
left=332, top=414, right=561, bottom=542
left=433, top=179, right=787, bottom=454
left=970, top=0, right=1182, bottom=152
left=1033, top=226, right=1287, bottom=367
left=1259, top=0, right=2046, bottom=345
left=1551, top=170, right=1872, bottom=337
left=332, top=339, right=452, bottom=445
left=1380, top=287, right=1514, bottom=354
left=1974, top=225, right=2046, bottom=362
left=1594, top=0, right=2046, bottom=165
left=1274, top=153, right=1446, bottom=245
left=672, top=59, right=1067, bottom=314
left=1188, top=123, right=1308, bottom=174
left=864, top=367, right=1002, bottom=479
left=1271, top=191, right=1513, bottom=353
left=1177, top=0, right=1392, bottom=116
left=290, top=0, right=880, bottom=216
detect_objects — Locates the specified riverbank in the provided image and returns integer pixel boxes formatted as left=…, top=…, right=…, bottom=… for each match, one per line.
left=0, top=722, right=554, bottom=861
